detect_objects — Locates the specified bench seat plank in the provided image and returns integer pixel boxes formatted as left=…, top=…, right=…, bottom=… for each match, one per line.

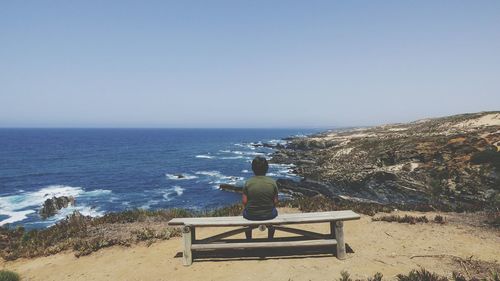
left=168, top=210, right=360, bottom=227
left=191, top=239, right=337, bottom=250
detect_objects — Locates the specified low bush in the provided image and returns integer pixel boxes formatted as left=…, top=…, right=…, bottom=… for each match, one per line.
left=336, top=268, right=499, bottom=281
left=339, top=270, right=352, bottom=281
left=470, top=149, right=500, bottom=170
left=279, top=195, right=393, bottom=216
left=0, top=270, right=20, bottom=281
left=372, top=215, right=429, bottom=224
left=485, top=211, right=500, bottom=227
left=368, top=272, right=383, bottom=281
left=397, top=269, right=448, bottom=281
left=434, top=215, right=446, bottom=224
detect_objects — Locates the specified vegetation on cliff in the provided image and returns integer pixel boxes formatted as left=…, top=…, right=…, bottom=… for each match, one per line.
left=271, top=112, right=500, bottom=211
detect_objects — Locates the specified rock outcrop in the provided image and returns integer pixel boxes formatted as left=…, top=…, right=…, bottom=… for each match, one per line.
left=271, top=111, right=500, bottom=210
left=39, top=196, right=75, bottom=219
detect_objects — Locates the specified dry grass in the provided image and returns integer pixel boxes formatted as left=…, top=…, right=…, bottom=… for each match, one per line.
left=278, top=195, right=393, bottom=216
left=0, top=205, right=240, bottom=261
left=0, top=196, right=496, bottom=262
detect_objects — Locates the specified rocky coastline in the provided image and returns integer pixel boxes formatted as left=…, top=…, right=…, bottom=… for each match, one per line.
left=269, top=111, right=500, bottom=211
left=39, top=196, right=75, bottom=219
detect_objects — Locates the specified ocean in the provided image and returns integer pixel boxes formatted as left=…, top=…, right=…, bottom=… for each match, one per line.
left=0, top=128, right=318, bottom=229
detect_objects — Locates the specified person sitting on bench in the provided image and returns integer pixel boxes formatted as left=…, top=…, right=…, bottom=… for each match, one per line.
left=242, top=156, right=279, bottom=239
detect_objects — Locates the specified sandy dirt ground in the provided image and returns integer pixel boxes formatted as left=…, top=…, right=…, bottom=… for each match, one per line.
left=2, top=209, right=499, bottom=281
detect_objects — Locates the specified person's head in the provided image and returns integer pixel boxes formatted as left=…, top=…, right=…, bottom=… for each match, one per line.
left=251, top=156, right=269, bottom=176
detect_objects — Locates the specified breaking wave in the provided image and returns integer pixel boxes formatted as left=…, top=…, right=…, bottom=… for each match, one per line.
left=195, top=154, right=215, bottom=159
left=165, top=173, right=198, bottom=180
left=195, top=170, right=244, bottom=188
left=163, top=186, right=185, bottom=201
left=0, top=185, right=111, bottom=226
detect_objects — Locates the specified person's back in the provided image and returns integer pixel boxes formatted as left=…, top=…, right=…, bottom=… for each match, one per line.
left=242, top=156, right=278, bottom=239
left=243, top=175, right=278, bottom=220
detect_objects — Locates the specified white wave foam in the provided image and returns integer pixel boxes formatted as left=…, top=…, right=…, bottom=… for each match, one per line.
left=140, top=200, right=160, bottom=210
left=0, top=210, right=35, bottom=225
left=174, top=186, right=184, bottom=196
left=245, top=151, right=266, bottom=156
left=241, top=169, right=250, bottom=173
left=195, top=155, right=214, bottom=159
left=267, top=139, right=287, bottom=145
left=234, top=143, right=256, bottom=150
left=220, top=156, right=246, bottom=160
left=165, top=173, right=198, bottom=180
left=195, top=170, right=224, bottom=177
left=80, top=189, right=112, bottom=197
left=269, top=163, right=295, bottom=169
left=195, top=171, right=244, bottom=186
left=45, top=205, right=105, bottom=226
left=224, top=150, right=265, bottom=157
left=0, top=185, right=111, bottom=226
left=162, top=185, right=185, bottom=201
left=0, top=185, right=83, bottom=213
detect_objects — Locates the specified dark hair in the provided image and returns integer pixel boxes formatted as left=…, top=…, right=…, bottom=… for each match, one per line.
left=251, top=156, right=269, bottom=176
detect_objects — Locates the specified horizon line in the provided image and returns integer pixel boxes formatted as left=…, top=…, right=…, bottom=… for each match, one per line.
left=0, top=126, right=346, bottom=130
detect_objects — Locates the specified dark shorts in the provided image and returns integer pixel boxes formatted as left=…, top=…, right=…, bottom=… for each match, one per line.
left=243, top=208, right=278, bottom=221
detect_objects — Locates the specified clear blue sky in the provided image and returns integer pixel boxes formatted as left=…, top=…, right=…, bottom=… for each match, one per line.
left=1, top=1, right=499, bottom=128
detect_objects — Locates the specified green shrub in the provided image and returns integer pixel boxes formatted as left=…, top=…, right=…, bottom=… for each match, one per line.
left=397, top=269, right=448, bottom=281
left=372, top=215, right=429, bottom=224
left=470, top=149, right=500, bottom=170
left=339, top=270, right=352, bottom=281
left=0, top=270, right=20, bottom=281
left=368, top=272, right=383, bottom=281
left=488, top=271, right=499, bottom=281
left=433, top=215, right=446, bottom=224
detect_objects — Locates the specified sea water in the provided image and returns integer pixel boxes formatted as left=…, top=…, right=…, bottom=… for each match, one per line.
left=0, top=128, right=317, bottom=228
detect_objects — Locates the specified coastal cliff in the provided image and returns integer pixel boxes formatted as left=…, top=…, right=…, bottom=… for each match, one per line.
left=271, top=112, right=500, bottom=210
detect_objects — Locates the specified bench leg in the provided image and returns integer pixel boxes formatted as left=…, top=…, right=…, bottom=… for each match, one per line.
left=330, top=221, right=336, bottom=239
left=245, top=226, right=257, bottom=240
left=334, top=221, right=346, bottom=260
left=191, top=227, right=196, bottom=243
left=182, top=226, right=193, bottom=266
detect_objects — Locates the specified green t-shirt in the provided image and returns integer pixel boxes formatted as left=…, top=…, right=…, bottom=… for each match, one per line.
left=243, top=176, right=278, bottom=218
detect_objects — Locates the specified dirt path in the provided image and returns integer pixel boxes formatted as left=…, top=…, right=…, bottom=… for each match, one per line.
left=2, top=210, right=499, bottom=281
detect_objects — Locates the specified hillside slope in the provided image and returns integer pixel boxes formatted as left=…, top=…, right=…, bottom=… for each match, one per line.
left=272, top=112, right=500, bottom=210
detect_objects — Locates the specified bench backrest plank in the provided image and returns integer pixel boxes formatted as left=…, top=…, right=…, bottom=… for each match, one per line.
left=168, top=210, right=360, bottom=227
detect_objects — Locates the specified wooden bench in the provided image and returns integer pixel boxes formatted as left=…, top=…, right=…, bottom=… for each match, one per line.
left=168, top=210, right=360, bottom=266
